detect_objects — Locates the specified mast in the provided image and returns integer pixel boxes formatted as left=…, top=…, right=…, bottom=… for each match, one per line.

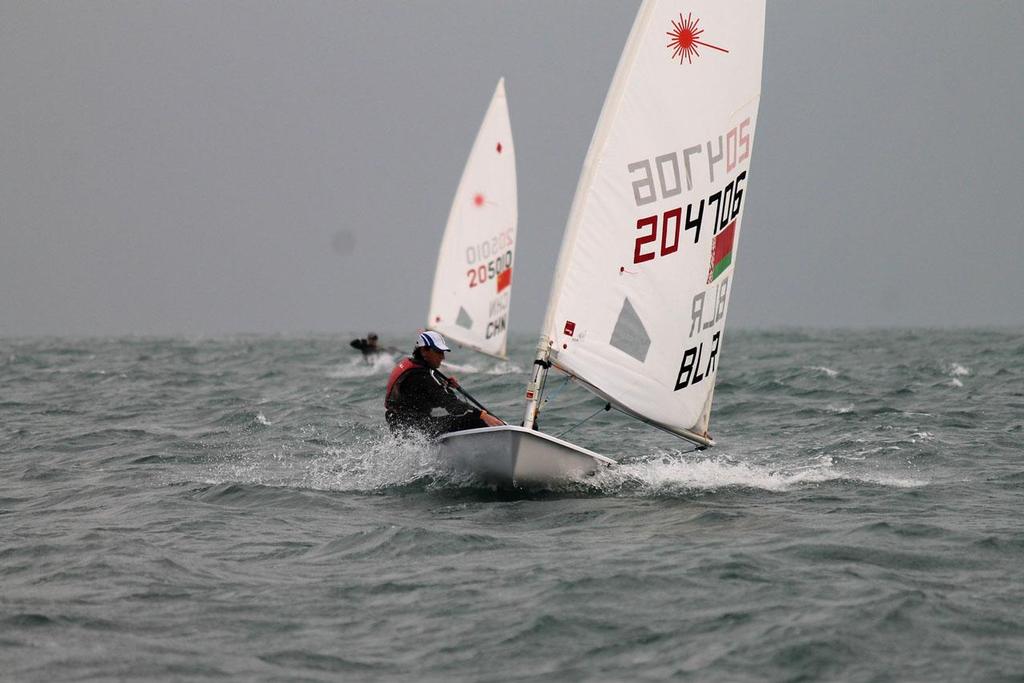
left=521, top=336, right=551, bottom=429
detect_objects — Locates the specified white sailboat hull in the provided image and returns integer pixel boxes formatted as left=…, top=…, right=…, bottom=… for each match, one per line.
left=436, top=425, right=616, bottom=489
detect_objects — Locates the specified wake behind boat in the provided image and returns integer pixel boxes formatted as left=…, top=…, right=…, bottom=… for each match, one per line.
left=437, top=0, right=766, bottom=488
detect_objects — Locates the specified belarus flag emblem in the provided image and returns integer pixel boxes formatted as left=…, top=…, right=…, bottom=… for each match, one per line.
left=709, top=220, right=736, bottom=283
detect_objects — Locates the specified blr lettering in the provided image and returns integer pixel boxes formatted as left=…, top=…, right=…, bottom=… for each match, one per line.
left=690, top=276, right=729, bottom=338
left=674, top=331, right=720, bottom=391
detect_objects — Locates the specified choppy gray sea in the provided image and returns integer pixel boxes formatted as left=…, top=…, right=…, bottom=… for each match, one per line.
left=2, top=329, right=1023, bottom=682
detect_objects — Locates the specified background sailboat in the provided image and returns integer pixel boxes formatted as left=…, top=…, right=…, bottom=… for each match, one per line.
left=427, top=78, right=517, bottom=360
left=440, top=0, right=766, bottom=487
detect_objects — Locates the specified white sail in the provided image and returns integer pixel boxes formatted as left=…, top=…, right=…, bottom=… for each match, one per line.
left=538, top=1, right=765, bottom=442
left=428, top=78, right=517, bottom=359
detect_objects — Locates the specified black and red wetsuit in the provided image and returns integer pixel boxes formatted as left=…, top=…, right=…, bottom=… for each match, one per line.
left=350, top=338, right=379, bottom=356
left=384, top=358, right=485, bottom=437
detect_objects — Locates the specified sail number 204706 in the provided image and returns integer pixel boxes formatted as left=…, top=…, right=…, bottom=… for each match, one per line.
left=632, top=171, right=746, bottom=264
left=627, top=118, right=751, bottom=265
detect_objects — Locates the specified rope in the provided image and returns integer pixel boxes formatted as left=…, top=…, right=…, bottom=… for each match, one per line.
left=541, top=374, right=572, bottom=408
left=555, top=402, right=611, bottom=439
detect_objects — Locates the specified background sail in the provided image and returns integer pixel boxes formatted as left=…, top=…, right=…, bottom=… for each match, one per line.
left=428, top=78, right=517, bottom=359
left=542, top=0, right=765, bottom=438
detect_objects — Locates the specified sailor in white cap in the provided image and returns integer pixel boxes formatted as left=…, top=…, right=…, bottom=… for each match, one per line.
left=384, top=331, right=504, bottom=436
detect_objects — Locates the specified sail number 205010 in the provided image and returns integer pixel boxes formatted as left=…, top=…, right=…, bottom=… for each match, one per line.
left=467, top=250, right=512, bottom=288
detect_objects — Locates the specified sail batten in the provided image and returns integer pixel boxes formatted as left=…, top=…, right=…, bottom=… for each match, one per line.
left=428, top=78, right=517, bottom=359
left=532, top=1, right=766, bottom=439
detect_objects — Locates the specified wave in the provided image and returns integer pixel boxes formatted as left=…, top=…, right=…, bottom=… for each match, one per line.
left=193, top=429, right=929, bottom=498
left=807, top=366, right=840, bottom=378
left=592, top=450, right=929, bottom=494
left=195, top=427, right=468, bottom=493
left=948, top=363, right=971, bottom=377
left=441, top=359, right=525, bottom=375
left=325, top=353, right=398, bottom=378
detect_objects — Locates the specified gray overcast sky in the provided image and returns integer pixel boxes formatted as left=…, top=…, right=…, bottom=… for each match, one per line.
left=2, top=1, right=1022, bottom=337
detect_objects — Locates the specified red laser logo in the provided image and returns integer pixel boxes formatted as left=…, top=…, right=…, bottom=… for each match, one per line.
left=667, top=12, right=728, bottom=64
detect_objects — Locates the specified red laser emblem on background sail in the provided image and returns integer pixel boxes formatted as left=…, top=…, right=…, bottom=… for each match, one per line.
left=667, top=13, right=728, bottom=64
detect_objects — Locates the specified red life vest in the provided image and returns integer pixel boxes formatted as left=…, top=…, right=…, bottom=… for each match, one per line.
left=384, top=358, right=424, bottom=408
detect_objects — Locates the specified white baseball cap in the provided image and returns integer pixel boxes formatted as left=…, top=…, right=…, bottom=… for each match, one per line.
left=415, top=330, right=451, bottom=352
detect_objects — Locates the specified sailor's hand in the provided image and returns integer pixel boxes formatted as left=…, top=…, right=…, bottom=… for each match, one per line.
left=480, top=410, right=504, bottom=427
left=447, top=375, right=460, bottom=388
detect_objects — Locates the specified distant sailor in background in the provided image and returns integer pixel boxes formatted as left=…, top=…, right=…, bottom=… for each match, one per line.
left=350, top=332, right=380, bottom=356
left=385, top=331, right=504, bottom=437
